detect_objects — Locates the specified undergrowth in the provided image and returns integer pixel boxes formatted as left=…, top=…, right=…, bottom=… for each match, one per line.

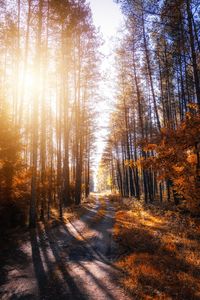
left=113, top=199, right=200, bottom=300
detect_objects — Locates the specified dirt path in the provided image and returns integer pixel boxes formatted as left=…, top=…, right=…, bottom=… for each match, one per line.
left=0, top=196, right=131, bottom=300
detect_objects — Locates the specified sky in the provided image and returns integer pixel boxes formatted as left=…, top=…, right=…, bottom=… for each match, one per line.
left=89, top=0, right=123, bottom=39
left=88, top=0, right=123, bottom=183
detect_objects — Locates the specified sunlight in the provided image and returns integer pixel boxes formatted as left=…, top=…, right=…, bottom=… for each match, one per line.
left=21, top=72, right=36, bottom=90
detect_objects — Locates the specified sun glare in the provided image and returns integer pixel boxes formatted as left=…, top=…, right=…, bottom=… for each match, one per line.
left=22, top=72, right=35, bottom=90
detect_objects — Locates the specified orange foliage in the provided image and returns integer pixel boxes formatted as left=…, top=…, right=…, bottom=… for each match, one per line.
left=0, top=109, right=29, bottom=227
left=142, top=110, right=200, bottom=211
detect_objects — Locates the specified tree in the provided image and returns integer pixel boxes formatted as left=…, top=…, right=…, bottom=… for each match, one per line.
left=0, top=0, right=100, bottom=226
left=103, top=0, right=200, bottom=210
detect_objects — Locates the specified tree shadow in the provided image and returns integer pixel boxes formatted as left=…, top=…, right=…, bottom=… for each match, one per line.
left=76, top=261, right=119, bottom=300
left=30, top=228, right=48, bottom=298
left=42, top=218, right=132, bottom=299
left=43, top=221, right=131, bottom=300
left=0, top=228, right=30, bottom=287
left=1, top=197, right=132, bottom=299
left=73, top=199, right=118, bottom=260
left=30, top=223, right=88, bottom=300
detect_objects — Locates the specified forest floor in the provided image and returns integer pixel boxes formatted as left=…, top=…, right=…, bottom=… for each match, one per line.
left=112, top=196, right=200, bottom=299
left=1, top=195, right=200, bottom=300
left=0, top=195, right=131, bottom=300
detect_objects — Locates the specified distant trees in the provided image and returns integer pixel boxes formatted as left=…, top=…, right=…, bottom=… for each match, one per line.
left=105, top=0, right=200, bottom=211
left=0, top=0, right=100, bottom=228
left=97, top=143, right=116, bottom=193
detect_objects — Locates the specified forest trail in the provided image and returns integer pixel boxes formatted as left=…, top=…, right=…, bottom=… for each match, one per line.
left=0, top=196, right=131, bottom=300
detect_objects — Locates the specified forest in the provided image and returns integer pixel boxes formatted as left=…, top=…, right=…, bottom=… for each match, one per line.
left=0, top=0, right=200, bottom=299
left=0, top=0, right=100, bottom=228
left=100, top=0, right=200, bottom=212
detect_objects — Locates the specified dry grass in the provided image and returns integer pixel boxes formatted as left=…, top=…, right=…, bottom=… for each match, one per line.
left=47, top=194, right=98, bottom=225
left=114, top=200, right=200, bottom=300
left=108, top=193, right=123, bottom=202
